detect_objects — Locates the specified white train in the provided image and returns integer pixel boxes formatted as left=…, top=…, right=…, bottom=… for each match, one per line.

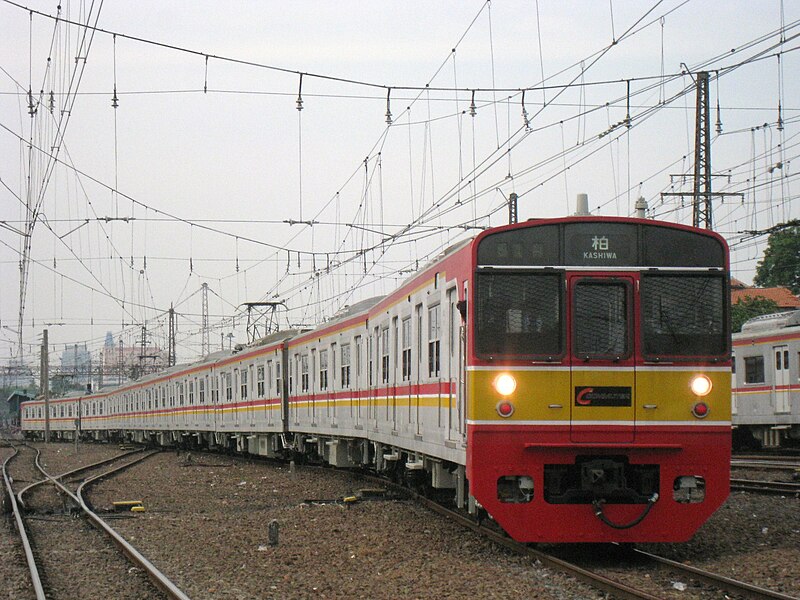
left=732, top=310, right=800, bottom=448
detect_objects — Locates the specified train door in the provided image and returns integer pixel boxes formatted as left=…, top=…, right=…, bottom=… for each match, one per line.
left=354, top=336, right=362, bottom=429
left=773, top=345, right=790, bottom=413
left=568, top=274, right=636, bottom=443
left=446, top=287, right=463, bottom=441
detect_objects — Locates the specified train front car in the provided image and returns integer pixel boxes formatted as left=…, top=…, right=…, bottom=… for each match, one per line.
left=466, top=217, right=731, bottom=543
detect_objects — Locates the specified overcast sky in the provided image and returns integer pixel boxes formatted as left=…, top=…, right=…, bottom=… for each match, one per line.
left=1, top=1, right=798, bottom=368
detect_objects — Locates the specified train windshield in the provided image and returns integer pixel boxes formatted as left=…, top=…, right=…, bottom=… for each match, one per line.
left=640, top=274, right=727, bottom=358
left=475, top=272, right=562, bottom=357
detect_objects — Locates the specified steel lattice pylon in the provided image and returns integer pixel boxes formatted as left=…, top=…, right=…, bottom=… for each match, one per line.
left=693, top=71, right=712, bottom=229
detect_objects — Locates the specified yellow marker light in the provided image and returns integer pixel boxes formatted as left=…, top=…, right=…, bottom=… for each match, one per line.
left=493, top=373, right=517, bottom=396
left=690, top=375, right=713, bottom=397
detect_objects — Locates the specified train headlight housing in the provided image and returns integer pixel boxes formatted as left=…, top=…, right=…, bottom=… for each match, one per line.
left=493, top=373, right=517, bottom=396
left=690, top=374, right=712, bottom=397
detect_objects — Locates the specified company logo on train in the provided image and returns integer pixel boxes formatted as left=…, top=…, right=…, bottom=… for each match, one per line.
left=22, top=216, right=732, bottom=543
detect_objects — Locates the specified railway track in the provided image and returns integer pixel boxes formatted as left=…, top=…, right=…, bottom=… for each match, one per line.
left=3, top=443, right=191, bottom=600
left=730, top=478, right=800, bottom=495
left=360, top=471, right=800, bottom=599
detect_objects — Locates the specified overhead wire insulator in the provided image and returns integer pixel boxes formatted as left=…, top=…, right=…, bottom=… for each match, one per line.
left=521, top=89, right=530, bottom=131
left=777, top=101, right=784, bottom=131
left=27, top=88, right=36, bottom=117
left=385, top=88, right=393, bottom=125
left=111, top=34, right=119, bottom=108
left=48, top=91, right=55, bottom=114
left=296, top=73, right=304, bottom=111
left=469, top=90, right=476, bottom=117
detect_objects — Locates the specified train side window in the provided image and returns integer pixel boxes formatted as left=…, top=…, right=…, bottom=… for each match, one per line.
left=341, top=344, right=351, bottom=388
left=381, top=327, right=390, bottom=384
left=776, top=351, right=782, bottom=370
left=744, top=356, right=765, bottom=384
left=319, top=349, right=329, bottom=391
left=784, top=350, right=789, bottom=370
left=241, top=368, right=249, bottom=400
left=301, top=354, right=309, bottom=392
left=257, top=365, right=265, bottom=397
left=428, top=304, right=441, bottom=377
left=401, top=318, right=412, bottom=381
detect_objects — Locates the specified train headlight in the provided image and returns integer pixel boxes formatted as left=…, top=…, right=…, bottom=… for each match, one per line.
left=493, top=373, right=517, bottom=396
left=690, top=374, right=712, bottom=397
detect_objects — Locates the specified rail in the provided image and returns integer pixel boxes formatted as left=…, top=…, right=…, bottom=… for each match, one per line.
left=2, top=444, right=47, bottom=600
left=631, top=547, right=800, bottom=600
left=35, top=450, right=193, bottom=600
left=731, top=478, right=800, bottom=495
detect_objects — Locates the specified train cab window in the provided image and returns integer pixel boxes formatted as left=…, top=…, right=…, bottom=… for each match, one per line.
left=573, top=281, right=629, bottom=359
left=640, top=274, right=726, bottom=358
left=744, top=356, right=765, bottom=384
left=475, top=272, right=562, bottom=358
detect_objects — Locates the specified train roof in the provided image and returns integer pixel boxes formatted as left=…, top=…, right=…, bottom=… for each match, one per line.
left=737, top=310, right=800, bottom=335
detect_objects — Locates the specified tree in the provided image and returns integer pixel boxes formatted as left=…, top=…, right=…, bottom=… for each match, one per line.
left=731, top=296, right=779, bottom=333
left=753, top=220, right=800, bottom=294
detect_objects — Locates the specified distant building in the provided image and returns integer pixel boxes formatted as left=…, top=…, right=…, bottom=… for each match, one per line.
left=60, top=343, right=92, bottom=386
left=5, top=391, right=33, bottom=427
left=100, top=332, right=167, bottom=382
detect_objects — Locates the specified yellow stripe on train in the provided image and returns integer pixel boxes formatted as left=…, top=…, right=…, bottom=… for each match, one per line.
left=468, top=368, right=731, bottom=422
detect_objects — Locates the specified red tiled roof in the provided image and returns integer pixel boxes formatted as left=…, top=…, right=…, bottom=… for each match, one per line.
left=731, top=286, right=800, bottom=308
left=730, top=277, right=750, bottom=289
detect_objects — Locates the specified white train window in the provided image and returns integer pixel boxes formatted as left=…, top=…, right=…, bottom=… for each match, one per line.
left=241, top=368, right=248, bottom=400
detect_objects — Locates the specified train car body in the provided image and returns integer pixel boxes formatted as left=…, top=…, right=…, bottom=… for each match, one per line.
left=732, top=310, right=800, bottom=448
left=21, top=216, right=731, bottom=543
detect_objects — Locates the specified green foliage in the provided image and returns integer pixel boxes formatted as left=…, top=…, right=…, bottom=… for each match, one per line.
left=753, top=221, right=800, bottom=294
left=731, top=296, right=780, bottom=332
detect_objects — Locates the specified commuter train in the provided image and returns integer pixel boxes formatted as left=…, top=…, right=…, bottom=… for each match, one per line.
left=21, top=216, right=733, bottom=543
left=732, top=310, right=800, bottom=448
